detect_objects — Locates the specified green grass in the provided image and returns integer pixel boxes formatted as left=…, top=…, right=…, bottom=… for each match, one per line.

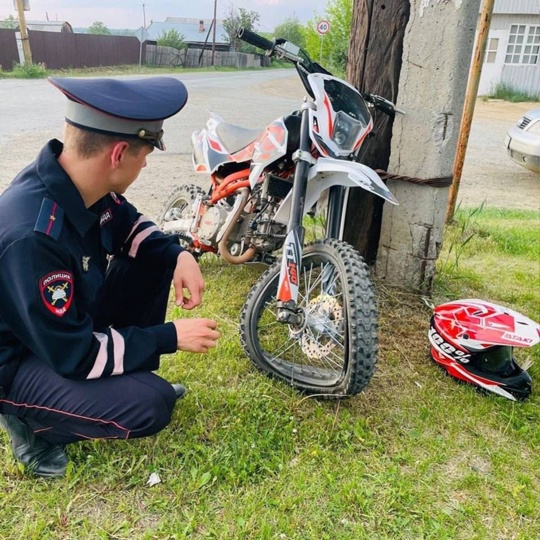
left=486, top=82, right=540, bottom=102
left=1, top=208, right=539, bottom=539
left=436, top=206, right=540, bottom=320
left=0, top=62, right=50, bottom=78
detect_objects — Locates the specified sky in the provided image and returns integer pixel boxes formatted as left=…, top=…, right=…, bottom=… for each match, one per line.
left=2, top=0, right=330, bottom=33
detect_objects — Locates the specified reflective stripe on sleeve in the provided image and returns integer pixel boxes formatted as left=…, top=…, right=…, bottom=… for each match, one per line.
left=111, top=328, right=125, bottom=375
left=87, top=330, right=126, bottom=379
left=87, top=332, right=109, bottom=379
left=128, top=225, right=160, bottom=258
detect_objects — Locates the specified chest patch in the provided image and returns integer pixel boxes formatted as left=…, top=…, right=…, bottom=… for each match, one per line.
left=100, top=208, right=113, bottom=227
left=39, top=271, right=74, bottom=317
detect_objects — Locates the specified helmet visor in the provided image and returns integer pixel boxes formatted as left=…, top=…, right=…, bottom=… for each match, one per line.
left=476, top=346, right=514, bottom=374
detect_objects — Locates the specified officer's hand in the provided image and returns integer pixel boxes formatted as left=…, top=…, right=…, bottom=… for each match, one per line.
left=173, top=251, right=205, bottom=310
left=173, top=318, right=220, bottom=353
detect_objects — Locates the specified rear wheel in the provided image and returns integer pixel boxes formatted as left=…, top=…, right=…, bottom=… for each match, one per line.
left=157, top=184, right=205, bottom=247
left=240, top=238, right=377, bottom=397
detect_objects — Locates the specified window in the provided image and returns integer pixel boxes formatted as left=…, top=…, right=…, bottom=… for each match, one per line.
left=505, top=24, right=540, bottom=65
left=485, top=37, right=499, bottom=63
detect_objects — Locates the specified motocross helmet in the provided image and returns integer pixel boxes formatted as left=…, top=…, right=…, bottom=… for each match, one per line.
left=428, top=299, right=539, bottom=401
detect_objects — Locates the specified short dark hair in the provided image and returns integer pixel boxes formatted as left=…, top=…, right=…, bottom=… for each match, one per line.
left=64, top=123, right=153, bottom=159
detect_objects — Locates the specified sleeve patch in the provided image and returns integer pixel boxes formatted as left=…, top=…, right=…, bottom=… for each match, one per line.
left=34, top=198, right=64, bottom=240
left=39, top=271, right=74, bottom=317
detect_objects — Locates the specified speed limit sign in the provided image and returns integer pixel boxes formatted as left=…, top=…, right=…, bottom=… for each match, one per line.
left=316, top=20, right=331, bottom=35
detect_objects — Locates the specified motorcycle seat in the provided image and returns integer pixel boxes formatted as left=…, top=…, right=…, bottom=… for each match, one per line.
left=215, top=122, right=264, bottom=154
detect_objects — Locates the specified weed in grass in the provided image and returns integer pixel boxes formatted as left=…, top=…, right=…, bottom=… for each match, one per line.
left=437, top=201, right=485, bottom=282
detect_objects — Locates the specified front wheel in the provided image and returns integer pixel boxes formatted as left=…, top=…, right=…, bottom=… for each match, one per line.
left=240, top=238, right=377, bottom=397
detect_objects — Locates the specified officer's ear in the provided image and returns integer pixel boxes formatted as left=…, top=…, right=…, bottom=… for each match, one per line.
left=110, top=141, right=130, bottom=168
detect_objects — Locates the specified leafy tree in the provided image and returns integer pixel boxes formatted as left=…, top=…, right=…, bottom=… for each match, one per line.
left=88, top=21, right=111, bottom=35
left=222, top=6, right=260, bottom=52
left=303, top=0, right=353, bottom=75
left=0, top=15, right=18, bottom=29
left=157, top=29, right=186, bottom=50
left=273, top=17, right=306, bottom=49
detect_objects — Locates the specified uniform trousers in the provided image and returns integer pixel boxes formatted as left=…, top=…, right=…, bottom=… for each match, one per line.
left=0, top=256, right=178, bottom=446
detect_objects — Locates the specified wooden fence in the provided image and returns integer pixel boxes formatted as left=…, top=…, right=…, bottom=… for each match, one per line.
left=0, top=29, right=144, bottom=71
left=145, top=45, right=264, bottom=69
left=0, top=28, right=20, bottom=70
left=0, top=30, right=269, bottom=72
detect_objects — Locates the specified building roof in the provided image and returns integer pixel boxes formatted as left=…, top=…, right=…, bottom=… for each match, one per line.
left=493, top=0, right=540, bottom=15
left=146, top=18, right=227, bottom=45
left=25, top=20, right=73, bottom=33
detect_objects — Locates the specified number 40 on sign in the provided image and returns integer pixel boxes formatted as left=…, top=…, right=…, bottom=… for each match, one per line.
left=316, top=20, right=331, bottom=35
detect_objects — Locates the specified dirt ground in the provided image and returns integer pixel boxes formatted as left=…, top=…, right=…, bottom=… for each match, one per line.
left=0, top=75, right=538, bottom=219
left=457, top=99, right=539, bottom=211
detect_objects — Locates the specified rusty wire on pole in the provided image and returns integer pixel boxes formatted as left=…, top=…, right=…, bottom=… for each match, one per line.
left=445, top=0, right=495, bottom=223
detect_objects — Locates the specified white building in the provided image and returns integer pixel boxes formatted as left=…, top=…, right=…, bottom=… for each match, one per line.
left=479, top=0, right=540, bottom=96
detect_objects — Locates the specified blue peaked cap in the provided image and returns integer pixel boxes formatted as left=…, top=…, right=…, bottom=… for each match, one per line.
left=49, top=76, right=188, bottom=150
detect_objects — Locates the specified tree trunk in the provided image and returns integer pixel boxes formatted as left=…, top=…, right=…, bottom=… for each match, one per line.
left=343, top=0, right=410, bottom=264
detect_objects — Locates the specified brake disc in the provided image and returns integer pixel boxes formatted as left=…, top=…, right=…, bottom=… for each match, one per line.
left=300, top=295, right=343, bottom=359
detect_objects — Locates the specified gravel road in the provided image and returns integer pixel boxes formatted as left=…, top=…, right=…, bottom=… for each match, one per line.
left=0, top=70, right=538, bottom=220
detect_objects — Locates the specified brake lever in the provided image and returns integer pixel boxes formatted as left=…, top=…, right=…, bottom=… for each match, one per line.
left=364, top=93, right=405, bottom=116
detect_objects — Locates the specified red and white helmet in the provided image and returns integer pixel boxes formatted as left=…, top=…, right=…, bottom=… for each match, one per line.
left=428, top=299, right=539, bottom=401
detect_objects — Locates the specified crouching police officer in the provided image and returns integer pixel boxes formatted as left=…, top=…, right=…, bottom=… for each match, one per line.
left=0, top=76, right=220, bottom=478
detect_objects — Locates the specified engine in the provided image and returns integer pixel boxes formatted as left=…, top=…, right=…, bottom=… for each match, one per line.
left=197, top=205, right=230, bottom=245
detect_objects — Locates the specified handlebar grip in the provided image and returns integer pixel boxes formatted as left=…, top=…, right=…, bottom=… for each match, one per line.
left=237, top=28, right=273, bottom=51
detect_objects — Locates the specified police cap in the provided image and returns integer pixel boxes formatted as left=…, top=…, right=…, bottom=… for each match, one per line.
left=49, top=76, right=188, bottom=150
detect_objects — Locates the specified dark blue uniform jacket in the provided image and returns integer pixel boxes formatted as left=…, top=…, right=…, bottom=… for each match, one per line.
left=0, top=140, right=182, bottom=379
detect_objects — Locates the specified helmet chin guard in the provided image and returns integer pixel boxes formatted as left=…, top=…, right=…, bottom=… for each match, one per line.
left=428, top=299, right=539, bottom=401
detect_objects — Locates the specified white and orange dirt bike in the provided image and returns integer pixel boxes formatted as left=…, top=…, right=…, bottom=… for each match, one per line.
left=158, top=28, right=403, bottom=398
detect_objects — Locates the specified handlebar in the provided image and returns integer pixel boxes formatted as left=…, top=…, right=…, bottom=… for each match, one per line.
left=237, top=28, right=274, bottom=53
left=236, top=28, right=405, bottom=118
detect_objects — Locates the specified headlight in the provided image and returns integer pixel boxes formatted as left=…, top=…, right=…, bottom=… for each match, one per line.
left=331, top=111, right=363, bottom=152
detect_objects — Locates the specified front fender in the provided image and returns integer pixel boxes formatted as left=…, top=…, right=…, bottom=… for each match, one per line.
left=274, top=158, right=398, bottom=225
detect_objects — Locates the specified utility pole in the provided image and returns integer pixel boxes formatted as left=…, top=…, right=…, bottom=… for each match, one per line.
left=14, top=0, right=32, bottom=65
left=212, top=0, right=217, bottom=66
left=446, top=0, right=495, bottom=223
left=138, top=2, right=147, bottom=68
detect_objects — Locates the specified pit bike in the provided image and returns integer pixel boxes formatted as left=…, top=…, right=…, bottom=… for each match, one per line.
left=159, top=28, right=402, bottom=397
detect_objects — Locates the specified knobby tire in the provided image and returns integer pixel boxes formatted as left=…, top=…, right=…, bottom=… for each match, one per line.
left=240, top=238, right=377, bottom=398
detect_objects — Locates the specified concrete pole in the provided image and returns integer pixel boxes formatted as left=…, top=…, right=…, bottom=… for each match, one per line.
left=376, top=0, right=481, bottom=291
left=446, top=0, right=495, bottom=223
left=15, top=0, right=32, bottom=66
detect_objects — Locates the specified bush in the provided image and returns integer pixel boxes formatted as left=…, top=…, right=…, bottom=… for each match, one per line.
left=11, top=62, right=49, bottom=78
left=157, top=29, right=186, bottom=51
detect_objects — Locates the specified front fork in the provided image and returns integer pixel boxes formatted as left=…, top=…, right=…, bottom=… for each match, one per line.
left=275, top=102, right=346, bottom=325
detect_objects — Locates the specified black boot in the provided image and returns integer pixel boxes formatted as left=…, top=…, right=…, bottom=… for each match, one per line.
left=171, top=383, right=187, bottom=400
left=0, top=414, right=68, bottom=478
